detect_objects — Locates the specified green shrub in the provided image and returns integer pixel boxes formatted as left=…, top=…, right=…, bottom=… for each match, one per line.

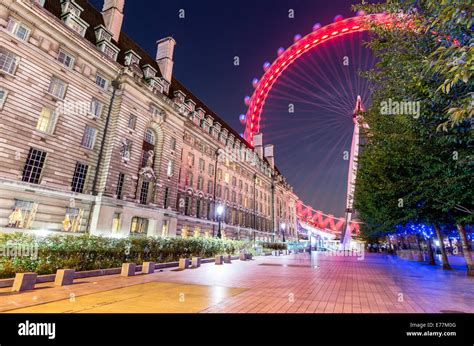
left=258, top=241, right=287, bottom=251
left=0, top=233, right=253, bottom=279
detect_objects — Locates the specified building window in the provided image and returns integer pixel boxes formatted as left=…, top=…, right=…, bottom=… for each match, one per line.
left=71, top=162, right=88, bottom=193
left=144, top=128, right=156, bottom=145
left=187, top=153, right=194, bottom=167
left=186, top=172, right=193, bottom=187
left=36, top=107, right=57, bottom=134
left=139, top=181, right=150, bottom=205
left=0, top=89, right=8, bottom=110
left=199, top=158, right=205, bottom=171
left=81, top=125, right=97, bottom=149
left=22, top=148, right=46, bottom=184
left=130, top=217, right=148, bottom=234
left=99, top=43, right=119, bottom=61
left=224, top=188, right=229, bottom=200
left=197, top=176, right=203, bottom=191
left=224, top=173, right=230, bottom=184
left=208, top=164, right=215, bottom=176
left=66, top=19, right=87, bottom=37
left=116, top=173, right=125, bottom=199
left=7, top=18, right=30, bottom=41
left=90, top=98, right=103, bottom=118
left=161, top=220, right=169, bottom=237
left=196, top=199, right=202, bottom=218
left=112, top=212, right=121, bottom=233
left=6, top=200, right=38, bottom=229
left=232, top=191, right=237, bottom=203
left=163, top=187, right=169, bottom=209
left=48, top=77, right=68, bottom=99
left=141, top=129, right=156, bottom=168
left=128, top=114, right=137, bottom=130
left=207, top=180, right=213, bottom=194
left=216, top=184, right=222, bottom=197
left=232, top=177, right=237, bottom=187
left=0, top=48, right=19, bottom=75
left=167, top=160, right=173, bottom=177
left=170, top=137, right=176, bottom=151
left=57, top=49, right=75, bottom=69
left=63, top=207, right=83, bottom=232
left=217, top=169, right=222, bottom=180
left=184, top=197, right=192, bottom=216
left=95, top=73, right=109, bottom=90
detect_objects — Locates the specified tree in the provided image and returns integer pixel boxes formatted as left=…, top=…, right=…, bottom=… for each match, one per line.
left=353, top=0, right=473, bottom=274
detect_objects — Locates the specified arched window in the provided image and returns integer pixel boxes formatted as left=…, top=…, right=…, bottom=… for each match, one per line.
left=141, top=128, right=156, bottom=168
left=144, top=128, right=156, bottom=145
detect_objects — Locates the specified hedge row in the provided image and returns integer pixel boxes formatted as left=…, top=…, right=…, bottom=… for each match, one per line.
left=0, top=233, right=253, bottom=279
left=259, top=242, right=288, bottom=251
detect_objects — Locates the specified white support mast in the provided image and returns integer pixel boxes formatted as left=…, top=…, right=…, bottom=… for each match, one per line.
left=341, top=96, right=365, bottom=247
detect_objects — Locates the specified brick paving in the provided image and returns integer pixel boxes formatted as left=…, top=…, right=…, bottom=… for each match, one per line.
left=1, top=253, right=473, bottom=313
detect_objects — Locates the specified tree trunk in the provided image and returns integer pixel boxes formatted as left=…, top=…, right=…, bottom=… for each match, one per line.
left=415, top=235, right=424, bottom=261
left=426, top=238, right=436, bottom=265
left=407, top=236, right=415, bottom=260
left=457, top=224, right=474, bottom=276
left=435, top=224, right=451, bottom=270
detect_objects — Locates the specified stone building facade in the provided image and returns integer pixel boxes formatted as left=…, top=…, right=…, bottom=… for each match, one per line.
left=0, top=0, right=298, bottom=241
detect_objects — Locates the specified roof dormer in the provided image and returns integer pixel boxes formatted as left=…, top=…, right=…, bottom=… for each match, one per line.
left=142, top=64, right=157, bottom=79
left=124, top=50, right=141, bottom=66
left=60, top=0, right=89, bottom=37
left=94, top=25, right=120, bottom=61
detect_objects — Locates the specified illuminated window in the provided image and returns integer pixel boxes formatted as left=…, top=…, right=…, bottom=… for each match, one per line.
left=6, top=200, right=38, bottom=229
left=36, top=107, right=57, bottom=134
left=7, top=18, right=30, bottom=41
left=48, top=77, right=68, bottom=99
left=64, top=207, right=83, bottom=232
left=167, top=160, right=173, bottom=177
left=112, top=212, right=121, bottom=233
left=130, top=217, right=148, bottom=234
left=224, top=173, right=230, bottom=184
left=22, top=148, right=46, bottom=184
left=57, top=49, right=75, bottom=69
left=161, top=220, right=169, bottom=237
left=217, top=169, right=222, bottom=180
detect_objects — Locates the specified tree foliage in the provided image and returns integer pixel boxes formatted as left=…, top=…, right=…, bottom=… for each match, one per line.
left=352, top=0, right=473, bottom=240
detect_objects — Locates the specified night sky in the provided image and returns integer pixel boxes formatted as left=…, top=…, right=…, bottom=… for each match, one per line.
left=90, top=0, right=375, bottom=217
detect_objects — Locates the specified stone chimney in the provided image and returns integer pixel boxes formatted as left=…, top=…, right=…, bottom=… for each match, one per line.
left=264, top=144, right=275, bottom=169
left=102, top=0, right=124, bottom=42
left=156, top=37, right=176, bottom=83
left=254, top=133, right=264, bottom=159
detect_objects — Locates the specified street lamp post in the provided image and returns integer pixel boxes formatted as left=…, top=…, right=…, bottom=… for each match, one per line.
left=216, top=204, right=224, bottom=239
left=281, top=222, right=286, bottom=243
left=212, top=149, right=221, bottom=237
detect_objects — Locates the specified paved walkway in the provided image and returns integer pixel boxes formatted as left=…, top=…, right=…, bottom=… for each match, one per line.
left=1, top=253, right=473, bottom=313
